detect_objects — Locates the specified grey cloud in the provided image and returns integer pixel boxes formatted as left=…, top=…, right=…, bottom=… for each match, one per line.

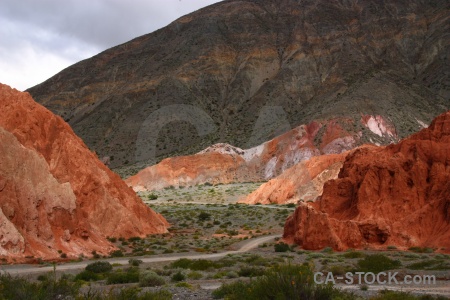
left=0, top=0, right=222, bottom=90
left=1, top=0, right=222, bottom=50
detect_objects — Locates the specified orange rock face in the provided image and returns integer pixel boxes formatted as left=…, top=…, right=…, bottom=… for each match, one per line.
left=0, top=84, right=168, bottom=262
left=126, top=151, right=250, bottom=191
left=127, top=118, right=359, bottom=191
left=284, top=111, right=450, bottom=251
left=239, top=153, right=347, bottom=205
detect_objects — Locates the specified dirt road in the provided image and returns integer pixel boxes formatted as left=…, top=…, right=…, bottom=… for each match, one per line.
left=0, top=234, right=280, bottom=275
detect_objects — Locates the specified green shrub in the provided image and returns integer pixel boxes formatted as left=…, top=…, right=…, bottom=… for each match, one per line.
left=321, top=247, right=333, bottom=253
left=187, top=271, right=203, bottom=280
left=408, top=247, right=434, bottom=253
left=0, top=273, right=80, bottom=300
left=36, top=274, right=47, bottom=282
left=328, top=265, right=348, bottom=276
left=245, top=254, right=269, bottom=266
left=139, top=270, right=165, bottom=287
left=341, top=251, right=364, bottom=259
left=110, top=249, right=124, bottom=257
left=128, top=236, right=142, bottom=242
left=171, top=258, right=221, bottom=271
left=85, top=261, right=112, bottom=273
left=407, top=259, right=450, bottom=270
left=129, top=258, right=143, bottom=266
left=213, top=263, right=353, bottom=300
left=74, top=270, right=101, bottom=282
left=175, top=282, right=193, bottom=289
left=190, top=259, right=216, bottom=271
left=238, top=266, right=265, bottom=277
left=171, top=258, right=192, bottom=269
left=148, top=193, right=158, bottom=200
left=171, top=271, right=186, bottom=282
left=226, top=271, right=239, bottom=278
left=274, top=242, right=290, bottom=252
left=198, top=212, right=211, bottom=221
left=107, top=267, right=140, bottom=284
left=356, top=254, right=401, bottom=273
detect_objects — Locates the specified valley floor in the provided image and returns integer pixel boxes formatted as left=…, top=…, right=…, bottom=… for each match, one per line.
left=1, top=183, right=449, bottom=299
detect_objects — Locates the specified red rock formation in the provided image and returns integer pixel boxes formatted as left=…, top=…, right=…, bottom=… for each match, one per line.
left=239, top=153, right=347, bottom=205
left=0, top=84, right=168, bottom=262
left=127, top=118, right=359, bottom=191
left=284, top=111, right=450, bottom=251
left=127, top=151, right=250, bottom=191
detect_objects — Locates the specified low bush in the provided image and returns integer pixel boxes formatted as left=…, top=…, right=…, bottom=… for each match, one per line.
left=106, top=267, right=140, bottom=284
left=274, top=242, right=290, bottom=252
left=139, top=270, right=165, bottom=287
left=74, top=270, right=101, bottom=282
left=356, top=254, right=401, bottom=273
left=171, top=258, right=192, bottom=269
left=408, top=247, right=434, bottom=253
left=129, top=258, right=143, bottom=266
left=110, top=250, right=124, bottom=257
left=0, top=273, right=79, bottom=300
left=187, top=271, right=203, bottom=280
left=341, top=251, right=364, bottom=259
left=171, top=271, right=186, bottom=282
left=238, top=266, right=265, bottom=277
left=407, top=259, right=449, bottom=270
left=175, top=282, right=193, bottom=289
left=371, top=290, right=448, bottom=300
left=171, top=258, right=218, bottom=271
left=85, top=261, right=112, bottom=273
left=213, top=263, right=353, bottom=300
left=148, top=193, right=158, bottom=200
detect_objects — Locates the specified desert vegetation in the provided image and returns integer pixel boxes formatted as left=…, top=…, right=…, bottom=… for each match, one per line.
left=1, top=183, right=448, bottom=299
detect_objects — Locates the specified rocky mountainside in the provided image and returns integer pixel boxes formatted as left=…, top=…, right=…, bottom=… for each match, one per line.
left=284, top=110, right=450, bottom=252
left=27, top=0, right=448, bottom=171
left=0, top=84, right=168, bottom=262
left=127, top=117, right=364, bottom=191
left=239, top=153, right=346, bottom=205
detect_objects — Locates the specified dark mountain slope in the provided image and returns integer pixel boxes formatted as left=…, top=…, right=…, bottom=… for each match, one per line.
left=28, top=0, right=449, bottom=172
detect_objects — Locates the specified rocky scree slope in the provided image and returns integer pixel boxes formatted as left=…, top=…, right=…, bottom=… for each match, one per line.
left=284, top=110, right=450, bottom=252
left=27, top=0, right=449, bottom=171
left=0, top=84, right=168, bottom=262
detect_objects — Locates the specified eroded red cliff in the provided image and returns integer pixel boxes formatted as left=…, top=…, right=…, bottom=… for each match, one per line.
left=284, top=111, right=450, bottom=252
left=0, top=84, right=168, bottom=262
left=239, top=153, right=347, bottom=205
left=126, top=118, right=360, bottom=191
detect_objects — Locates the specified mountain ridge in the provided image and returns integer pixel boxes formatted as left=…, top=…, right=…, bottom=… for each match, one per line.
left=27, top=0, right=449, bottom=172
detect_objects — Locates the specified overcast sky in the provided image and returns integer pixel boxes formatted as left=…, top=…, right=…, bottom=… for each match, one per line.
left=0, top=0, right=222, bottom=91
